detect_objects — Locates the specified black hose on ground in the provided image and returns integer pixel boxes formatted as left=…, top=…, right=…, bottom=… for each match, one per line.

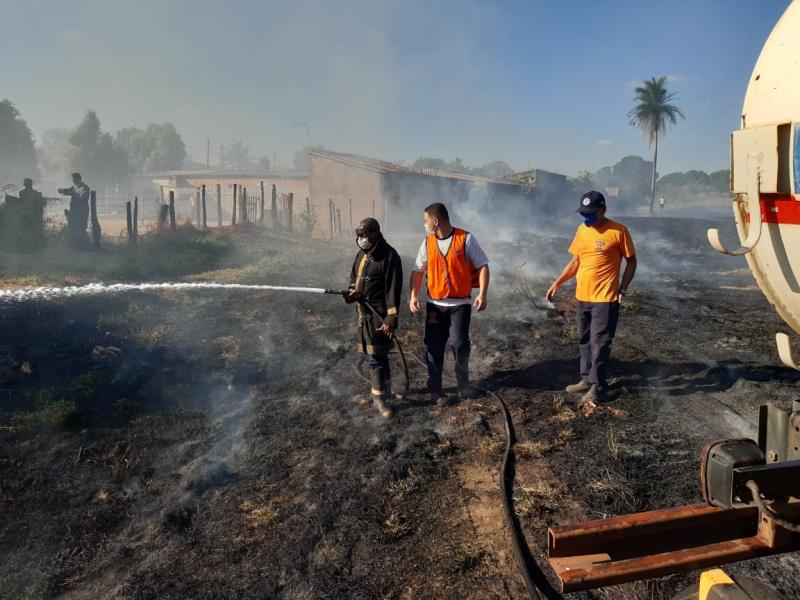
left=342, top=291, right=559, bottom=597
left=405, top=350, right=562, bottom=600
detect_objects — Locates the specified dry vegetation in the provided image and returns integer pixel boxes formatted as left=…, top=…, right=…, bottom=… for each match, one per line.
left=2, top=217, right=800, bottom=599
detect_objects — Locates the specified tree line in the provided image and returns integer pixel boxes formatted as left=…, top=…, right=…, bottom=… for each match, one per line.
left=0, top=100, right=278, bottom=191
left=570, top=155, right=730, bottom=204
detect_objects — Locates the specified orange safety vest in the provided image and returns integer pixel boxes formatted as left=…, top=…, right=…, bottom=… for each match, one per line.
left=426, top=228, right=478, bottom=300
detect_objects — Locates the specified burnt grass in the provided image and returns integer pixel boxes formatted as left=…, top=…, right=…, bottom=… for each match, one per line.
left=2, top=217, right=800, bottom=599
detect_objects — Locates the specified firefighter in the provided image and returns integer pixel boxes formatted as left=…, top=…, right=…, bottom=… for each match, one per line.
left=546, top=191, right=637, bottom=406
left=58, top=172, right=90, bottom=247
left=344, top=218, right=403, bottom=419
left=409, top=202, right=490, bottom=406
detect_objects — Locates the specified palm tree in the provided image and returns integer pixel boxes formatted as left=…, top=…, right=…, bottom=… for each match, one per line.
left=628, top=77, right=684, bottom=213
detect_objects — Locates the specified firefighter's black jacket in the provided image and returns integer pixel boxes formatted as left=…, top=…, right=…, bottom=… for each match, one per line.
left=348, top=236, right=403, bottom=354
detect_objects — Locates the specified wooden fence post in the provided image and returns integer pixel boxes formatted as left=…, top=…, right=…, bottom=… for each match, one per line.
left=158, top=204, right=169, bottom=229
left=329, top=198, right=334, bottom=239
left=126, top=200, right=133, bottom=244
left=287, top=192, right=294, bottom=232
left=241, top=187, right=248, bottom=224
left=336, top=208, right=342, bottom=238
left=195, top=188, right=201, bottom=224
left=305, top=196, right=312, bottom=237
left=271, top=184, right=278, bottom=229
left=259, top=181, right=265, bottom=225
left=232, top=183, right=237, bottom=226
left=348, top=198, right=353, bottom=231
left=201, top=185, right=207, bottom=229
left=216, top=184, right=222, bottom=227
left=168, top=190, right=176, bottom=231
left=133, top=196, right=139, bottom=242
left=90, top=190, right=101, bottom=249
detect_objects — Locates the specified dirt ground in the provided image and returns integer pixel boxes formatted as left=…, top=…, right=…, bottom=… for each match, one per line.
left=1, top=216, right=800, bottom=599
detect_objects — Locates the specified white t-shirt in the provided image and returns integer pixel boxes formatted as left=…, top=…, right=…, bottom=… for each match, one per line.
left=413, top=231, right=489, bottom=307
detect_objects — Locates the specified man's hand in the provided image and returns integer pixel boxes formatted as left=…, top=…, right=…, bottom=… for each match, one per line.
left=473, top=293, right=487, bottom=312
left=409, top=295, right=421, bottom=313
left=378, top=323, right=395, bottom=337
left=344, top=289, right=359, bottom=304
left=546, top=282, right=559, bottom=302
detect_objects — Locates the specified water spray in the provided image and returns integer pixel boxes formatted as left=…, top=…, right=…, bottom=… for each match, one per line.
left=0, top=282, right=348, bottom=303
left=0, top=281, right=410, bottom=394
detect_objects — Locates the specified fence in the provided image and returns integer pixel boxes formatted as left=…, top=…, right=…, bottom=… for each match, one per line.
left=35, top=181, right=320, bottom=246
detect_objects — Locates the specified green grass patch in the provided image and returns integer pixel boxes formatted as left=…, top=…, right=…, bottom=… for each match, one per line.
left=12, top=388, right=81, bottom=431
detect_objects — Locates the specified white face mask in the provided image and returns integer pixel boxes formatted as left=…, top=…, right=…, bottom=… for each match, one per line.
left=424, top=222, right=435, bottom=235
left=357, top=236, right=373, bottom=251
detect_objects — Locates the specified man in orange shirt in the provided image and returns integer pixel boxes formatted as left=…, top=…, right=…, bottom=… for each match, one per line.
left=546, top=191, right=637, bottom=405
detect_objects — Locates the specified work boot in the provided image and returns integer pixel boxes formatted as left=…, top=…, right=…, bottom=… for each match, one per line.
left=457, top=385, right=481, bottom=401
left=433, top=392, right=451, bottom=408
left=374, top=396, right=393, bottom=419
left=580, top=384, right=604, bottom=404
left=357, top=395, right=373, bottom=406
left=565, top=380, right=592, bottom=395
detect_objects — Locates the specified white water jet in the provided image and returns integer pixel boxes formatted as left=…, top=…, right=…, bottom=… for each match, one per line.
left=0, top=282, right=339, bottom=303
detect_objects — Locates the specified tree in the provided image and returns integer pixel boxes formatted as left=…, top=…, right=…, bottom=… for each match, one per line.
left=66, top=110, right=128, bottom=188
left=412, top=156, right=450, bottom=172
left=570, top=169, right=596, bottom=191
left=116, top=127, right=149, bottom=173
left=0, top=100, right=39, bottom=183
left=143, top=124, right=186, bottom=172
left=116, top=123, right=186, bottom=174
left=37, top=128, right=71, bottom=176
left=591, top=156, right=653, bottom=200
left=628, top=76, right=684, bottom=213
left=299, top=198, right=317, bottom=238
left=709, top=169, right=730, bottom=193
left=613, top=155, right=654, bottom=198
left=226, top=139, right=250, bottom=170
left=474, top=160, right=514, bottom=179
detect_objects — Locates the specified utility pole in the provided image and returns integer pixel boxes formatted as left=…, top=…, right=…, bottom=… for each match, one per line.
left=293, top=122, right=312, bottom=146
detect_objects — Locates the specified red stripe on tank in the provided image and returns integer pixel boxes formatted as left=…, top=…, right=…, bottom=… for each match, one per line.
left=744, top=195, right=800, bottom=225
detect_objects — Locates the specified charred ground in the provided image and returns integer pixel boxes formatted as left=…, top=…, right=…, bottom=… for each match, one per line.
left=1, top=216, right=799, bottom=599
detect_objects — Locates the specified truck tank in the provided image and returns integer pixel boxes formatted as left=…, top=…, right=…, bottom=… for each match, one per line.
left=708, top=0, right=800, bottom=368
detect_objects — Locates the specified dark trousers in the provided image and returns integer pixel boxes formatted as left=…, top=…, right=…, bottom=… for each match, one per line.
left=366, top=353, right=390, bottom=398
left=424, top=302, right=471, bottom=392
left=66, top=206, right=89, bottom=247
left=576, top=301, right=619, bottom=388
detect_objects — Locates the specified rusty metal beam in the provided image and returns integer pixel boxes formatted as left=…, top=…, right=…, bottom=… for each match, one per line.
left=548, top=503, right=800, bottom=593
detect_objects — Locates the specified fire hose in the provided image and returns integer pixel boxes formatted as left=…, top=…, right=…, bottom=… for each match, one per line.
left=327, top=290, right=411, bottom=397
left=340, top=292, right=559, bottom=597
left=402, top=350, right=561, bottom=600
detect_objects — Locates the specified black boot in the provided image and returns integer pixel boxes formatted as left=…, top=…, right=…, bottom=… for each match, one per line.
left=370, top=363, right=393, bottom=419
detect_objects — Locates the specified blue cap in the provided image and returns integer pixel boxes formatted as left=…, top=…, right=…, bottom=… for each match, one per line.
left=577, top=190, right=606, bottom=215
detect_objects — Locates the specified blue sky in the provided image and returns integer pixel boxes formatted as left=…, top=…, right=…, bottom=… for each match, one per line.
left=0, top=0, right=790, bottom=174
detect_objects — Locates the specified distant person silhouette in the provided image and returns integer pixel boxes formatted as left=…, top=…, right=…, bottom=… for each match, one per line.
left=19, top=178, right=44, bottom=247
left=58, top=172, right=90, bottom=247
